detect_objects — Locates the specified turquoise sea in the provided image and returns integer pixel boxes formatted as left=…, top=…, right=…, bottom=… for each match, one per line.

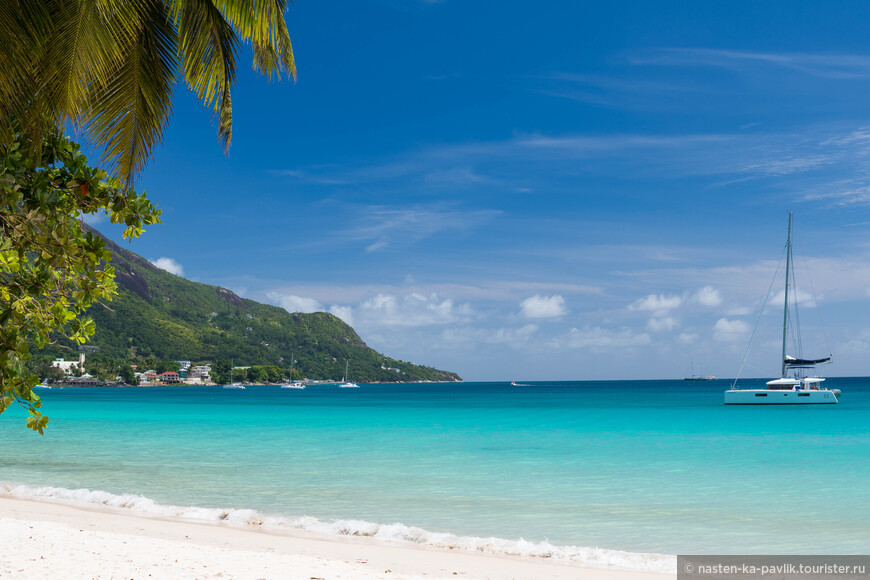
left=2, top=379, right=869, bottom=569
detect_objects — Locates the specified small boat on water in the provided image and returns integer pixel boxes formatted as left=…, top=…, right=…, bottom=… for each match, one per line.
left=338, top=360, right=359, bottom=388
left=223, top=359, right=246, bottom=389
left=684, top=363, right=715, bottom=381
left=281, top=357, right=305, bottom=389
left=725, top=212, right=838, bottom=405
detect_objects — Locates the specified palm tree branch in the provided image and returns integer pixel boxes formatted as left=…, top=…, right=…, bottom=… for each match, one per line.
left=211, top=0, right=295, bottom=80
left=83, top=0, right=177, bottom=183
left=0, top=1, right=54, bottom=140
left=177, top=0, right=239, bottom=150
left=38, top=1, right=141, bottom=130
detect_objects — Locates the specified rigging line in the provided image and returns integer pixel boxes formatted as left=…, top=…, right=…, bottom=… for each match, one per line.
left=795, top=234, right=832, bottom=357
left=740, top=361, right=772, bottom=376
left=732, top=242, right=788, bottom=390
left=788, top=219, right=803, bottom=360
left=790, top=256, right=804, bottom=360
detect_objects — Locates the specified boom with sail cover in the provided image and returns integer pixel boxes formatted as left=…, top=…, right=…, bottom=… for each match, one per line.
left=784, top=355, right=832, bottom=367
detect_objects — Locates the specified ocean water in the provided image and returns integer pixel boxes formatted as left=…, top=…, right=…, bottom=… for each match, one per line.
left=2, top=379, right=869, bottom=570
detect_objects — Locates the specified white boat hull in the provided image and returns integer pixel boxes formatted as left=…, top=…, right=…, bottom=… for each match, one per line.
left=724, top=389, right=838, bottom=405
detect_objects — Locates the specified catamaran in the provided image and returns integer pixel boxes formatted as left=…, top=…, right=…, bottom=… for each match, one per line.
left=725, top=212, right=839, bottom=405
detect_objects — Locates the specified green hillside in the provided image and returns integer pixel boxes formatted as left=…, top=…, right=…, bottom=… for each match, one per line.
left=40, top=228, right=461, bottom=383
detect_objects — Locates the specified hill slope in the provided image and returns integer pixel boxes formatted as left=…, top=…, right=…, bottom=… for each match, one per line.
left=45, top=229, right=461, bottom=383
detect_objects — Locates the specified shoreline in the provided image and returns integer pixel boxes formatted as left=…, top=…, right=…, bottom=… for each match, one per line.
left=0, top=494, right=675, bottom=580
left=40, top=379, right=464, bottom=389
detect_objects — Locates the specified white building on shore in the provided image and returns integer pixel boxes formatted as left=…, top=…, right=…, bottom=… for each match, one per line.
left=52, top=353, right=85, bottom=375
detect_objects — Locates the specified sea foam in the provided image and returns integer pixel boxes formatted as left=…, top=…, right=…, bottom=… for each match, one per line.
left=1, top=482, right=675, bottom=573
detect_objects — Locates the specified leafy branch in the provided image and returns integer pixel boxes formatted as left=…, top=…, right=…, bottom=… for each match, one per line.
left=0, top=129, right=161, bottom=432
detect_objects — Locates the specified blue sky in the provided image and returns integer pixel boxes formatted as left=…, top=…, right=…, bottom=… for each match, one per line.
left=86, top=0, right=870, bottom=380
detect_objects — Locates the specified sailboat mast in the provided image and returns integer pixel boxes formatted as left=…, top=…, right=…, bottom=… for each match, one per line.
left=781, top=212, right=793, bottom=378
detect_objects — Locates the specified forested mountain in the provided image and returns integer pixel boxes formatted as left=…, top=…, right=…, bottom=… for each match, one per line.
left=40, top=228, right=461, bottom=383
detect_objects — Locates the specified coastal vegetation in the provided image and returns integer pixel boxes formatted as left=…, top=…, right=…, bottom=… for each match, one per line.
left=0, top=131, right=160, bottom=432
left=1, top=0, right=296, bottom=430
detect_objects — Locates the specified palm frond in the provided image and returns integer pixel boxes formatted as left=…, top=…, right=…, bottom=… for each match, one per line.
left=38, top=1, right=141, bottom=129
left=3, top=0, right=295, bottom=182
left=84, top=0, right=178, bottom=183
left=177, top=0, right=239, bottom=150
left=0, top=0, right=58, bottom=146
left=212, top=0, right=295, bottom=80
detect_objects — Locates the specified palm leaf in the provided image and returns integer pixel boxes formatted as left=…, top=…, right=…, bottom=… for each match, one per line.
left=212, top=0, right=295, bottom=80
left=0, top=0, right=58, bottom=146
left=38, top=0, right=141, bottom=129
left=3, top=0, right=296, bottom=182
left=176, top=0, right=239, bottom=150
left=84, top=0, right=178, bottom=183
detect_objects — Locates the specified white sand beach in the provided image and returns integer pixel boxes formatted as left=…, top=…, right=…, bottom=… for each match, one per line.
left=0, top=496, right=675, bottom=580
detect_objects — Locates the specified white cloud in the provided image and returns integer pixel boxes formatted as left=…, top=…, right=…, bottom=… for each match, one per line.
left=438, top=324, right=539, bottom=351
left=345, top=205, right=500, bottom=251
left=485, top=324, right=540, bottom=345
left=771, top=288, right=818, bottom=308
left=424, top=167, right=489, bottom=186
left=358, top=292, right=471, bottom=327
left=365, top=239, right=389, bottom=253
left=268, top=293, right=324, bottom=313
left=837, top=328, right=870, bottom=356
left=520, top=294, right=567, bottom=319
left=631, top=48, right=870, bottom=80
left=647, top=316, right=678, bottom=332
left=713, top=318, right=750, bottom=342
left=629, top=293, right=682, bottom=312
left=80, top=211, right=106, bottom=226
left=564, top=326, right=651, bottom=350
left=693, top=286, right=723, bottom=307
left=329, top=305, right=354, bottom=325
left=677, top=332, right=698, bottom=344
left=151, top=257, right=184, bottom=276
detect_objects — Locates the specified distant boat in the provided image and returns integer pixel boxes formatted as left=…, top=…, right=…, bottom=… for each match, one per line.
left=338, top=360, right=359, bottom=388
left=684, top=362, right=715, bottom=381
left=281, top=356, right=305, bottom=388
left=224, top=360, right=245, bottom=389
left=725, top=212, right=838, bottom=405
left=34, top=384, right=52, bottom=389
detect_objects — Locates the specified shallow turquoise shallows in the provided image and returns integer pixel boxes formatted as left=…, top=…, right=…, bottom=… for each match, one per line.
left=2, top=379, right=869, bottom=557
